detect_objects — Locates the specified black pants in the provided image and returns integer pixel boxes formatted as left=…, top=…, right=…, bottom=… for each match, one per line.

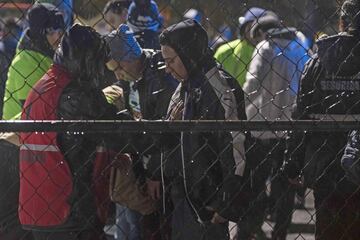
left=0, top=224, right=34, bottom=240
left=237, top=138, right=294, bottom=240
left=170, top=177, right=229, bottom=240
left=0, top=140, right=34, bottom=240
left=314, top=179, right=360, bottom=240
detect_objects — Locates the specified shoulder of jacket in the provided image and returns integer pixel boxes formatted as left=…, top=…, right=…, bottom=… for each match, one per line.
left=215, top=39, right=241, bottom=55
left=13, top=49, right=51, bottom=64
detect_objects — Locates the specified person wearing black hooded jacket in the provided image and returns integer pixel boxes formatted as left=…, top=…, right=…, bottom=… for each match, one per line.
left=283, top=0, right=360, bottom=239
left=19, top=24, right=133, bottom=240
left=159, top=19, right=248, bottom=240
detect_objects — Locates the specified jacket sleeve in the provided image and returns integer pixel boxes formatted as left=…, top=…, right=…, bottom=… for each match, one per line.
left=341, top=130, right=360, bottom=185
left=209, top=130, right=247, bottom=222
left=57, top=85, right=134, bottom=152
left=199, top=87, right=246, bottom=221
left=243, top=41, right=272, bottom=107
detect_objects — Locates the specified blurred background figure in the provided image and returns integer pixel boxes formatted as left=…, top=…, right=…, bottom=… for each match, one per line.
left=241, top=12, right=310, bottom=240
left=127, top=0, right=162, bottom=49
left=183, top=8, right=202, bottom=23
left=0, top=17, right=22, bottom=119
left=210, top=24, right=233, bottom=52
left=103, top=0, right=131, bottom=33
left=3, top=2, right=65, bottom=120
left=214, top=7, right=269, bottom=87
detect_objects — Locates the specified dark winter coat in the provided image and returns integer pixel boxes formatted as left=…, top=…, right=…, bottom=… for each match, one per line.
left=157, top=19, right=249, bottom=222
left=117, top=49, right=178, bottom=179
left=283, top=32, right=360, bottom=190
left=118, top=49, right=178, bottom=121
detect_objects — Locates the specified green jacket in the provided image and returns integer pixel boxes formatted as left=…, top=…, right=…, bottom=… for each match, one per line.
left=214, top=39, right=255, bottom=86
left=3, top=34, right=53, bottom=120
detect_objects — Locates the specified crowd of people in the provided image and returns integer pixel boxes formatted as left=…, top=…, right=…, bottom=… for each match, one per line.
left=1, top=0, right=360, bottom=240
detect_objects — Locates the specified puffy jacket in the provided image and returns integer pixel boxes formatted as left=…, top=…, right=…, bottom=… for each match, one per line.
left=214, top=39, right=255, bottom=86
left=19, top=24, right=129, bottom=231
left=243, top=28, right=310, bottom=139
left=3, top=29, right=53, bottom=120
left=283, top=33, right=360, bottom=190
left=19, top=64, right=122, bottom=230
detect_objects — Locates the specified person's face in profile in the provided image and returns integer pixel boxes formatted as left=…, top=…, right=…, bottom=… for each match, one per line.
left=161, top=45, right=188, bottom=82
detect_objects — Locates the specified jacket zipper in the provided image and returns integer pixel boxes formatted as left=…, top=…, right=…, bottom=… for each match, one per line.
left=160, top=151, right=166, bottom=215
left=181, top=91, right=204, bottom=225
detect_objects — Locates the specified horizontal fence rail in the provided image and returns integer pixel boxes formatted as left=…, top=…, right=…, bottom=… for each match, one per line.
left=0, top=120, right=358, bottom=132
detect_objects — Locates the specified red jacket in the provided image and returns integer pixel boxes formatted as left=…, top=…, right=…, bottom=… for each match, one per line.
left=19, top=64, right=111, bottom=229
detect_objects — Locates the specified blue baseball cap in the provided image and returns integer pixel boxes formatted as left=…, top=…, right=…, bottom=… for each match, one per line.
left=105, top=24, right=142, bottom=62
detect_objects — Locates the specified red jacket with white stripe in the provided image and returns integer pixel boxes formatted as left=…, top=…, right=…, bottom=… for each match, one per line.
left=19, top=64, right=116, bottom=230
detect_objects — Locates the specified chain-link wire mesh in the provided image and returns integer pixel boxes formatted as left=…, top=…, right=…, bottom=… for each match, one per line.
left=1, top=1, right=360, bottom=240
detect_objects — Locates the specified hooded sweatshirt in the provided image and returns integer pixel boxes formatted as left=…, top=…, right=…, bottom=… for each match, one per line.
left=159, top=19, right=248, bottom=222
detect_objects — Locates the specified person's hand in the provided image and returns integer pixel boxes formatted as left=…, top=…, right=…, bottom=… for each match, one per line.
left=111, top=153, right=132, bottom=172
left=146, top=179, right=161, bottom=200
left=288, top=175, right=304, bottom=188
left=205, top=206, right=228, bottom=224
left=168, top=100, right=184, bottom=120
left=211, top=212, right=227, bottom=224
left=102, top=85, right=125, bottom=111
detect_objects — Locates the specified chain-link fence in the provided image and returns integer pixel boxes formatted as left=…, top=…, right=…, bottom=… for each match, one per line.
left=1, top=1, right=360, bottom=240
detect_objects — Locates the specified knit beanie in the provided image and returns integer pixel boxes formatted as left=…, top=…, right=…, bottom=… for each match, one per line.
left=105, top=24, right=142, bottom=62
left=27, top=3, right=65, bottom=36
left=127, top=0, right=161, bottom=32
